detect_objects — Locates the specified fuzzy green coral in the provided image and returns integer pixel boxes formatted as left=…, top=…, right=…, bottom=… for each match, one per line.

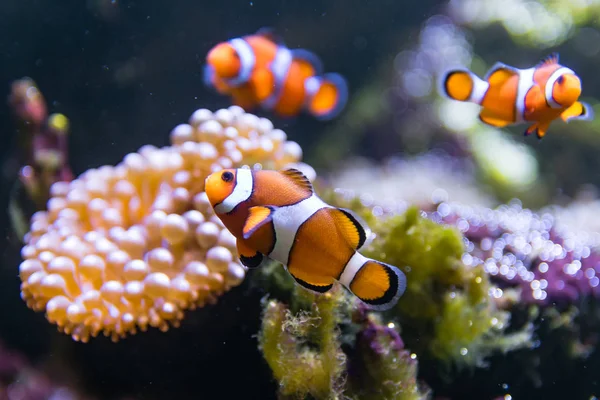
left=258, top=287, right=347, bottom=399
left=256, top=192, right=532, bottom=394
left=348, top=312, right=431, bottom=400
left=257, top=284, right=431, bottom=400
left=326, top=200, right=530, bottom=367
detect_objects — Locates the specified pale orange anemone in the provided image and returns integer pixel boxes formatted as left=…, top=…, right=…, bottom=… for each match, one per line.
left=19, top=106, right=312, bottom=342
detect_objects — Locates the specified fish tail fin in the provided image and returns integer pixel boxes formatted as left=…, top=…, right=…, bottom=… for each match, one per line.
left=440, top=68, right=488, bottom=104
left=344, top=256, right=406, bottom=311
left=304, top=73, right=349, bottom=120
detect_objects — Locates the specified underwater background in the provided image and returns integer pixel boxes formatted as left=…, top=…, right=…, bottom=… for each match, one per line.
left=1, top=0, right=600, bottom=399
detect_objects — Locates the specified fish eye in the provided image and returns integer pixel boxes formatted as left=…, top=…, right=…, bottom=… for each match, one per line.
left=557, top=75, right=565, bottom=84
left=221, top=171, right=234, bottom=182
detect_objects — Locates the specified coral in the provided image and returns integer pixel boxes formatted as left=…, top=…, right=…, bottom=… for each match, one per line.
left=321, top=170, right=600, bottom=397
left=433, top=199, right=600, bottom=304
left=258, top=287, right=347, bottom=400
left=326, top=150, right=498, bottom=212
left=0, top=340, right=84, bottom=400
left=447, top=0, right=600, bottom=48
left=365, top=206, right=524, bottom=366
left=18, top=106, right=308, bottom=342
left=326, top=190, right=532, bottom=367
left=347, top=309, right=431, bottom=400
left=8, top=77, right=74, bottom=240
left=258, top=285, right=431, bottom=400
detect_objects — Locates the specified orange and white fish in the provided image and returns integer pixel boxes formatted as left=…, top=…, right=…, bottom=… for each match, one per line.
left=441, top=53, right=593, bottom=139
left=204, top=28, right=348, bottom=120
left=204, top=167, right=406, bottom=310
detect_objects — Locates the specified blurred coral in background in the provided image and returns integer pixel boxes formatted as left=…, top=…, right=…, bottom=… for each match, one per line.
left=8, top=78, right=74, bottom=241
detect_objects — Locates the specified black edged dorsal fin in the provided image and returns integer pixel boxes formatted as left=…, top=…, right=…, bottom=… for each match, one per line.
left=326, top=208, right=371, bottom=250
left=484, top=62, right=519, bottom=86
left=255, top=27, right=286, bottom=45
left=280, top=168, right=314, bottom=193
left=290, top=48, right=324, bottom=76
left=339, top=207, right=373, bottom=249
left=242, top=205, right=275, bottom=240
left=537, top=52, right=559, bottom=67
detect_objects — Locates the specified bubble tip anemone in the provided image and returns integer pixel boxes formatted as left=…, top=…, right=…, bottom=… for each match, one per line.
left=18, top=106, right=308, bottom=342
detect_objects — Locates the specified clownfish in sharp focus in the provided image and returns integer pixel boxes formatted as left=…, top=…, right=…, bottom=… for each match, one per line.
left=441, top=53, right=594, bottom=139
left=204, top=167, right=407, bottom=310
left=203, top=28, right=348, bottom=121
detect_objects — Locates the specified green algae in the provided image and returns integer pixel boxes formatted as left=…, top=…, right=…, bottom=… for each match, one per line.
left=257, top=282, right=430, bottom=400
left=258, top=287, right=347, bottom=400
left=256, top=193, right=534, bottom=398
left=364, top=206, right=531, bottom=366
left=320, top=194, right=533, bottom=367
left=347, top=312, right=431, bottom=400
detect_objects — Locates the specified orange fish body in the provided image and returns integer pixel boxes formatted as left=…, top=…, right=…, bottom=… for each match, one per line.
left=204, top=167, right=406, bottom=310
left=441, top=53, right=593, bottom=138
left=204, top=28, right=348, bottom=120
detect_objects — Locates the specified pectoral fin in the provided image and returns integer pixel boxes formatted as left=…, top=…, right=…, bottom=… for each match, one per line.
left=242, top=206, right=275, bottom=240
left=484, top=62, right=519, bottom=85
left=524, top=122, right=550, bottom=139
left=561, top=101, right=594, bottom=122
left=536, top=125, right=549, bottom=139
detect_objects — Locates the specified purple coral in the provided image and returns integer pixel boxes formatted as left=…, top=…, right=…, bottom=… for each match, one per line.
left=0, top=340, right=82, bottom=400
left=427, top=200, right=600, bottom=304
left=354, top=306, right=406, bottom=355
left=347, top=307, right=428, bottom=398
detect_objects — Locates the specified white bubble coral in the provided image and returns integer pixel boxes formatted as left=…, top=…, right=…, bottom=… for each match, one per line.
left=18, top=106, right=309, bottom=342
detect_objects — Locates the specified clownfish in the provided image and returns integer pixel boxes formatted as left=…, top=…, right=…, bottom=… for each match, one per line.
left=204, top=167, right=406, bottom=310
left=204, top=28, right=348, bottom=121
left=441, top=53, right=593, bottom=139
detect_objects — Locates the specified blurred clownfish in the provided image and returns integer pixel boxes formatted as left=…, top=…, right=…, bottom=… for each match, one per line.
left=204, top=28, right=348, bottom=120
left=441, top=53, right=593, bottom=139
left=204, top=167, right=406, bottom=310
